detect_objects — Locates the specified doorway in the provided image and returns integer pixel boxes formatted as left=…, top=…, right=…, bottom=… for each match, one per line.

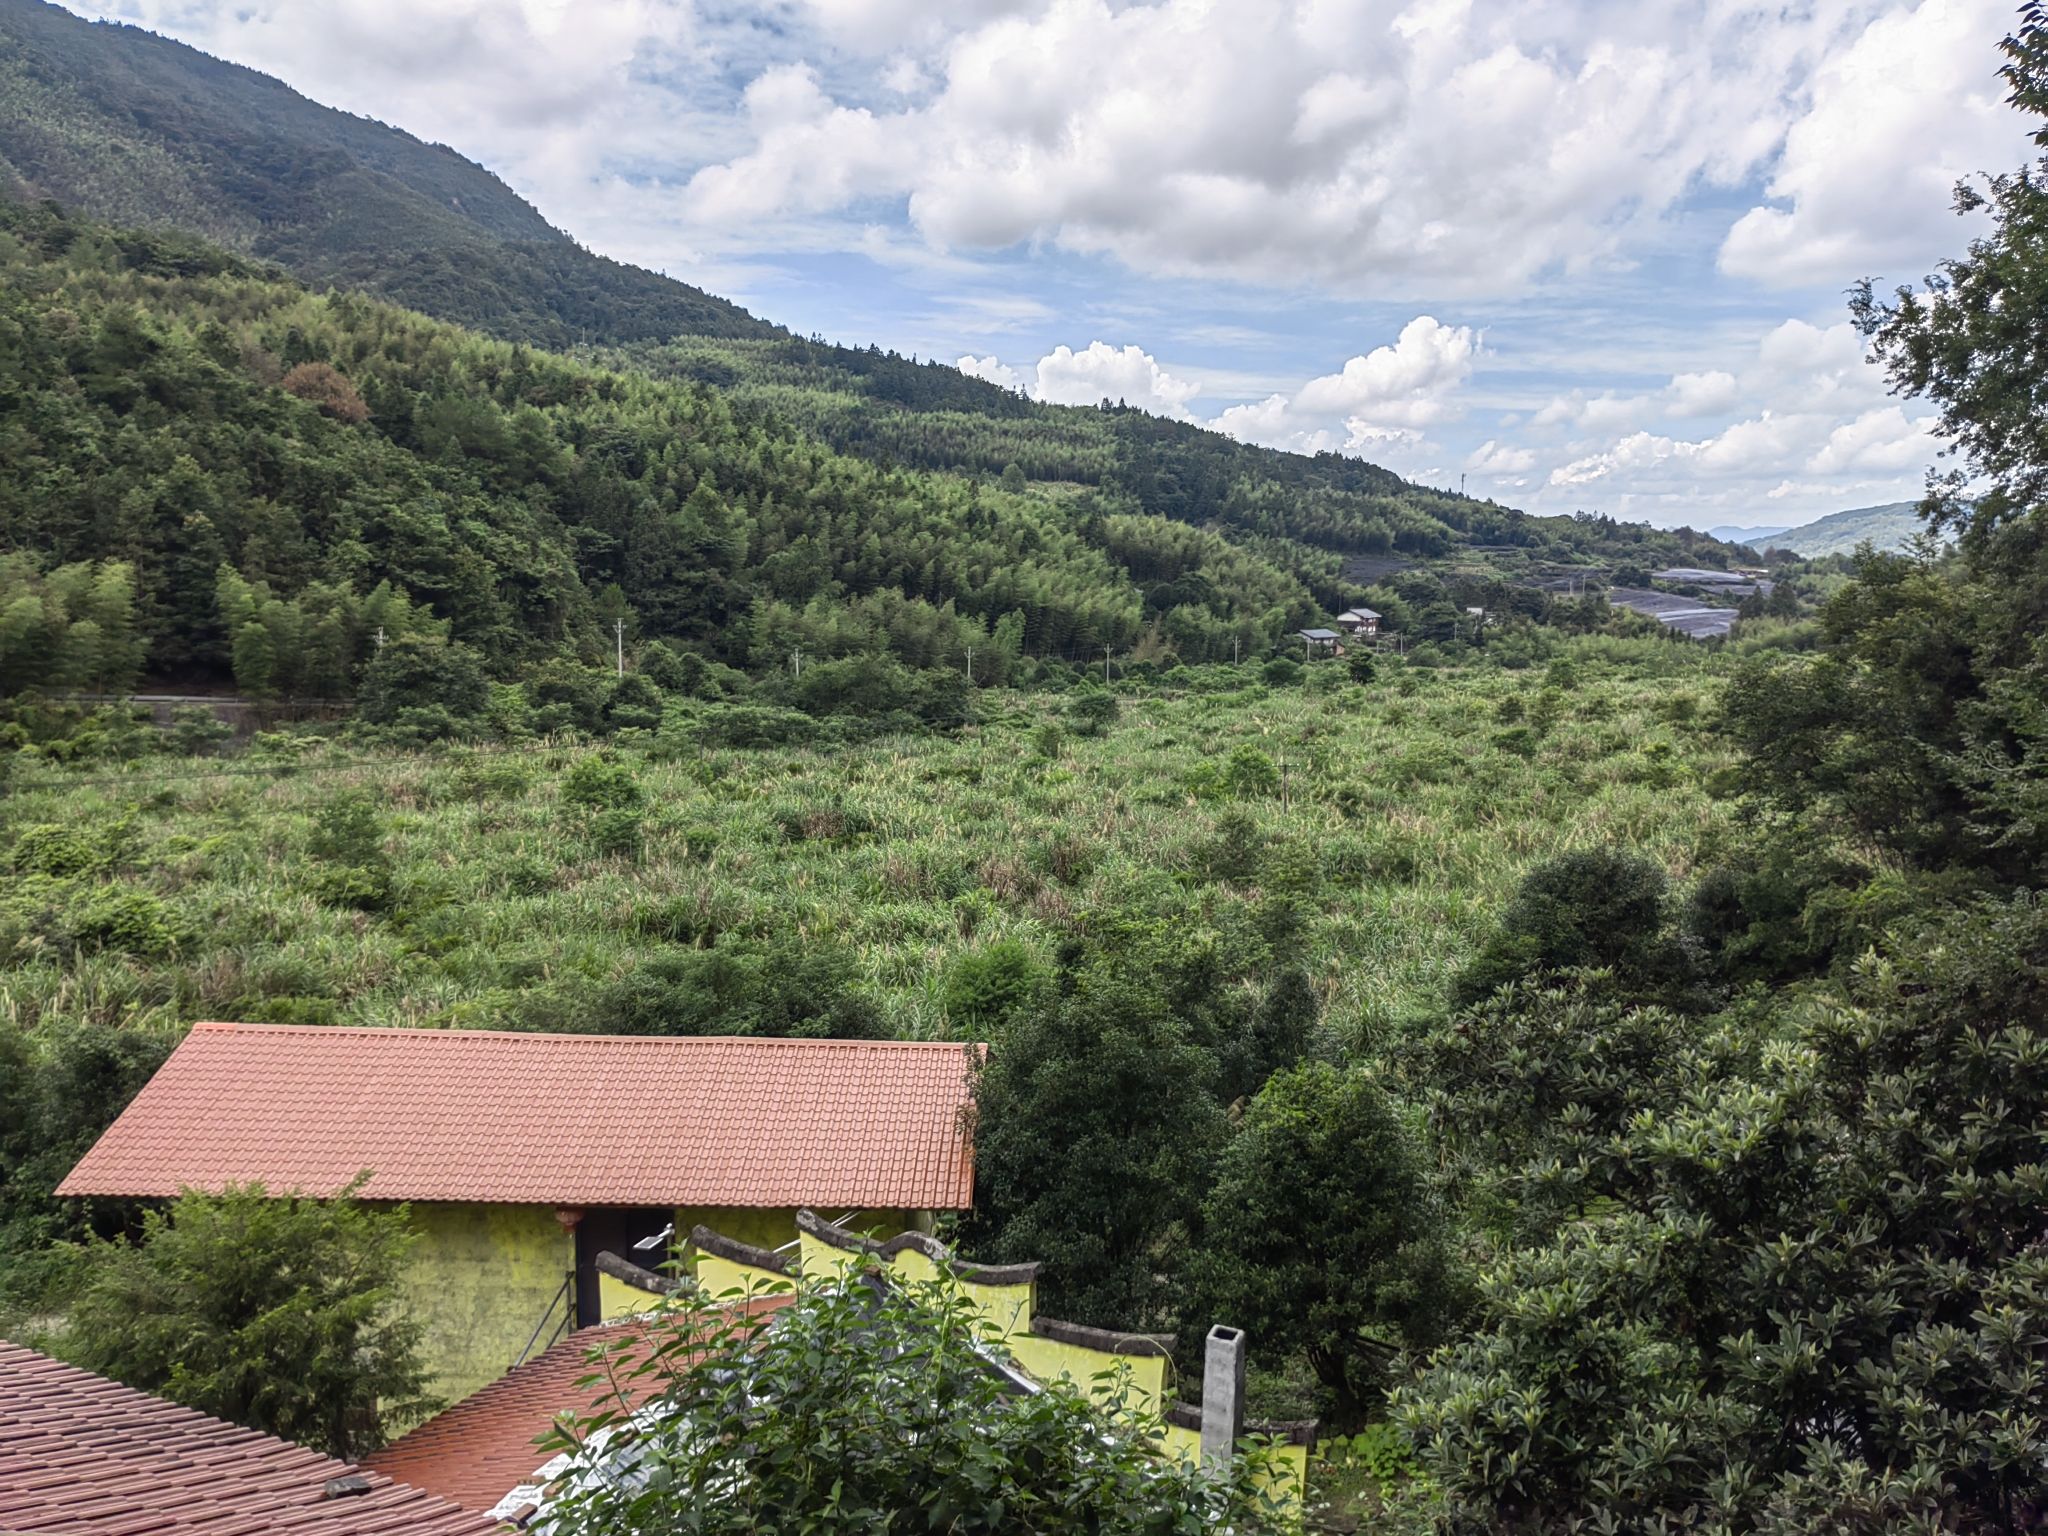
left=574, top=1207, right=673, bottom=1327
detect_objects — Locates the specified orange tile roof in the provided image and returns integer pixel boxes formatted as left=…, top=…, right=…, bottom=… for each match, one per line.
left=0, top=1339, right=502, bottom=1535
left=58, top=1024, right=978, bottom=1210
left=364, top=1300, right=790, bottom=1513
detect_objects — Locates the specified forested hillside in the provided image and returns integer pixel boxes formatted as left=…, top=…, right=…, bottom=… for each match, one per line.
left=0, top=197, right=1352, bottom=699
left=0, top=0, right=1753, bottom=593
left=0, top=0, right=774, bottom=347
left=0, top=196, right=1725, bottom=706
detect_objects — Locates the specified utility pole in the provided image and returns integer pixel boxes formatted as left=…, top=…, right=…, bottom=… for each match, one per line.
left=615, top=618, right=624, bottom=677
left=374, top=627, right=385, bottom=652
left=1232, top=636, right=1239, bottom=665
left=1103, top=645, right=1112, bottom=685
left=791, top=648, right=802, bottom=679
left=965, top=647, right=974, bottom=685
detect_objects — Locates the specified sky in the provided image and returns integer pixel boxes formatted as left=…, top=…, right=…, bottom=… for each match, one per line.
left=59, top=0, right=2039, bottom=530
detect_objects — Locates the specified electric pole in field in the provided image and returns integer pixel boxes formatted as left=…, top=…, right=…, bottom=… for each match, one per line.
left=1103, top=645, right=1112, bottom=685
left=791, top=648, right=803, bottom=679
left=615, top=618, right=624, bottom=677
left=965, top=647, right=974, bottom=685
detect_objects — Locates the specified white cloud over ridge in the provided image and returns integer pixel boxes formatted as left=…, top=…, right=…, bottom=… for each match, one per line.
left=957, top=341, right=1201, bottom=418
left=59, top=0, right=2008, bottom=524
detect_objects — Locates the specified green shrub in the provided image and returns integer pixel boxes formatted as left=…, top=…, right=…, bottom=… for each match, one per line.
left=1224, top=744, right=1281, bottom=797
left=541, top=1270, right=1290, bottom=1536
left=588, top=807, right=644, bottom=860
left=1262, top=656, right=1303, bottom=687
left=167, top=706, right=233, bottom=756
left=1451, top=847, right=1691, bottom=1009
left=1065, top=686, right=1119, bottom=737
left=560, top=753, right=642, bottom=812
left=66, top=1180, right=437, bottom=1459
left=72, top=887, right=181, bottom=957
left=8, top=824, right=107, bottom=878
left=943, top=940, right=1044, bottom=1036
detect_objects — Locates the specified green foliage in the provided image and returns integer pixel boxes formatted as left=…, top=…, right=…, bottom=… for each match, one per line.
left=1262, top=656, right=1303, bottom=687
left=1395, top=898, right=2048, bottom=1532
left=592, top=937, right=884, bottom=1039
left=943, top=939, right=1045, bottom=1037
left=1450, top=847, right=1694, bottom=1009
left=559, top=752, right=642, bottom=812
left=0, top=556, right=149, bottom=695
left=1194, top=1062, right=1466, bottom=1415
left=65, top=1180, right=438, bottom=1459
left=166, top=705, right=233, bottom=756
left=8, top=822, right=110, bottom=878
left=965, top=958, right=1228, bottom=1328
left=0, top=1023, right=176, bottom=1277
left=1065, top=686, right=1120, bottom=736
left=542, top=1268, right=1290, bottom=1536
left=355, top=637, right=487, bottom=735
left=305, top=792, right=391, bottom=911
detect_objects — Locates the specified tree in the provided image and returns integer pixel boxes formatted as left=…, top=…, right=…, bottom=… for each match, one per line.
left=541, top=1268, right=1290, bottom=1536
left=356, top=636, right=487, bottom=729
left=964, top=969, right=1225, bottom=1328
left=1450, top=847, right=1692, bottom=1009
left=66, top=1180, right=438, bottom=1459
left=1195, top=1063, right=1466, bottom=1417
left=1064, top=685, right=1119, bottom=736
left=277, top=361, right=370, bottom=423
left=1393, top=897, right=2048, bottom=1532
left=1726, top=4, right=2048, bottom=888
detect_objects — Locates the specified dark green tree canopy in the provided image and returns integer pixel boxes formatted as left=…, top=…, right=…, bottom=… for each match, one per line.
left=64, top=1179, right=438, bottom=1459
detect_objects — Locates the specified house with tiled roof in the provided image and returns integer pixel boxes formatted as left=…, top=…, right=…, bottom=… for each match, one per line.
left=59, top=1023, right=979, bottom=1401
left=0, top=1338, right=500, bottom=1536
left=370, top=1210, right=1317, bottom=1521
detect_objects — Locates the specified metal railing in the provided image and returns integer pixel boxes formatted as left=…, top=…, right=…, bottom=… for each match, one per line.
left=512, top=1269, right=575, bottom=1372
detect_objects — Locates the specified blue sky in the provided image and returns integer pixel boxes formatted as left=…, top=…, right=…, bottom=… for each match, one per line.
left=66, top=0, right=2038, bottom=529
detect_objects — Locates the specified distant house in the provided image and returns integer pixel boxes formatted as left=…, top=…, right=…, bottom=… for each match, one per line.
left=1335, top=607, right=1381, bottom=637
left=59, top=1023, right=979, bottom=1402
left=1295, top=627, right=1341, bottom=656
left=0, top=1340, right=496, bottom=1536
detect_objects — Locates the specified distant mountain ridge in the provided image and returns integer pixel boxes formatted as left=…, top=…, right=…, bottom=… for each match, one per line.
left=1708, top=502, right=1932, bottom=558
left=0, top=0, right=776, bottom=345
left=1706, top=523, right=1792, bottom=546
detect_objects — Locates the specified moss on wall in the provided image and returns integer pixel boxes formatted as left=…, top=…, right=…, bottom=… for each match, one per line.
left=401, top=1202, right=572, bottom=1404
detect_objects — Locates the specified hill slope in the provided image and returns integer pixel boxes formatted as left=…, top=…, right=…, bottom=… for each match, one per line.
left=1768, top=501, right=1931, bottom=557
left=0, top=0, right=775, bottom=346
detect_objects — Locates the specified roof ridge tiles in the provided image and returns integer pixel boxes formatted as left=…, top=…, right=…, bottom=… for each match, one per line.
left=188, top=1020, right=974, bottom=1050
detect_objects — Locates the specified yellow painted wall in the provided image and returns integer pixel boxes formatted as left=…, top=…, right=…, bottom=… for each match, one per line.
left=1160, top=1423, right=1309, bottom=1511
left=1008, top=1332, right=1169, bottom=1412
left=400, top=1202, right=572, bottom=1404
left=694, top=1212, right=1311, bottom=1515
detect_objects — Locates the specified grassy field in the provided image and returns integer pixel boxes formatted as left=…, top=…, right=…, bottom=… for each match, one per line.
left=1, top=639, right=1732, bottom=1052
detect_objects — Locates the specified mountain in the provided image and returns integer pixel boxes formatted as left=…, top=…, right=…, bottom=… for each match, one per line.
left=0, top=4, right=1771, bottom=704
left=0, top=0, right=775, bottom=347
left=1706, top=524, right=1792, bottom=547
left=1766, top=501, right=1932, bottom=558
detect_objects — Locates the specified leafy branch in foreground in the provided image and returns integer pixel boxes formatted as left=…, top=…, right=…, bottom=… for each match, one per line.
left=540, top=1268, right=1292, bottom=1535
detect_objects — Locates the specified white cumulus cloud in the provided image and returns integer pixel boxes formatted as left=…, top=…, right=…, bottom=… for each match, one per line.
left=1721, top=0, right=2032, bottom=287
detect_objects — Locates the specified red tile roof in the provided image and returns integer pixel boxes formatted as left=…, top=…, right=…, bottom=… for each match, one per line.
left=58, top=1024, right=978, bottom=1210
left=364, top=1300, right=790, bottom=1513
left=0, top=1339, right=502, bottom=1535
